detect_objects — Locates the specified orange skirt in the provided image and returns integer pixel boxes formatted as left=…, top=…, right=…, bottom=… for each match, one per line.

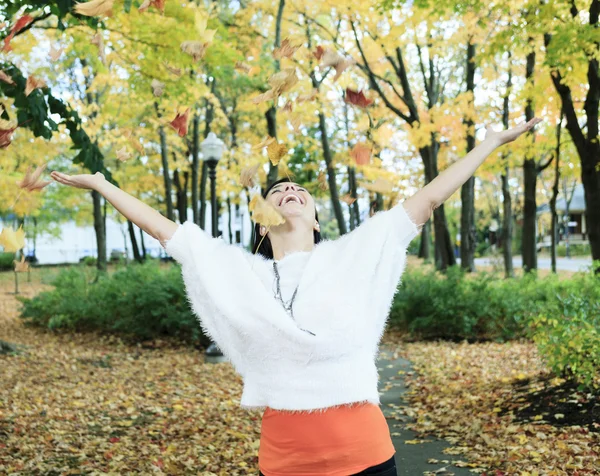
left=258, top=402, right=395, bottom=476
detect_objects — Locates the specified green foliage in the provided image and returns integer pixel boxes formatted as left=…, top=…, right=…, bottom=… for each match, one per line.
left=16, top=261, right=212, bottom=347
left=0, top=251, right=15, bottom=271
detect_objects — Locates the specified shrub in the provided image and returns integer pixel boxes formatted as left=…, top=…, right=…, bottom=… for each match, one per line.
left=0, top=251, right=15, bottom=271
left=17, top=261, right=212, bottom=347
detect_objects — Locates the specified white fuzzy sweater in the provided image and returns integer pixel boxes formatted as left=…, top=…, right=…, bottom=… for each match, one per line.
left=164, top=202, right=419, bottom=412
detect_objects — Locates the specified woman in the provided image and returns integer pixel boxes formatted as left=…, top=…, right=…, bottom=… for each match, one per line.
left=50, top=118, right=541, bottom=475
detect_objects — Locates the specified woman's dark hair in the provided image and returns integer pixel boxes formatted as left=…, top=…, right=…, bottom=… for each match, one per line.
left=251, top=177, right=321, bottom=259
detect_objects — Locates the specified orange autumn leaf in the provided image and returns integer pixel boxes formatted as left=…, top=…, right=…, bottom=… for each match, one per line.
left=273, top=38, right=301, bottom=60
left=282, top=100, right=293, bottom=112
left=317, top=170, right=328, bottom=191
left=13, top=254, right=29, bottom=273
left=313, top=45, right=325, bottom=61
left=345, top=88, right=373, bottom=108
left=139, top=0, right=165, bottom=13
left=25, top=76, right=47, bottom=97
left=0, top=119, right=17, bottom=149
left=16, top=163, right=51, bottom=192
left=74, top=0, right=114, bottom=17
left=240, top=163, right=260, bottom=188
left=2, top=14, right=34, bottom=52
left=248, top=194, right=285, bottom=228
left=0, top=70, right=15, bottom=85
left=169, top=108, right=190, bottom=137
left=0, top=225, right=25, bottom=253
left=340, top=194, right=357, bottom=205
left=350, top=143, right=372, bottom=166
left=267, top=139, right=288, bottom=166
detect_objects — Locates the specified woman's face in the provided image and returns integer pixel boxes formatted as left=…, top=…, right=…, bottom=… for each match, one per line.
left=264, top=182, right=316, bottom=224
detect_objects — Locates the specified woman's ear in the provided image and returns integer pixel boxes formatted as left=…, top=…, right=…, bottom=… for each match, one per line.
left=314, top=222, right=320, bottom=231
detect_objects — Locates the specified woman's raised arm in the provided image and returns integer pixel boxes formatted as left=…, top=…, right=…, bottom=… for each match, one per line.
left=403, top=117, right=542, bottom=226
left=50, top=171, right=178, bottom=245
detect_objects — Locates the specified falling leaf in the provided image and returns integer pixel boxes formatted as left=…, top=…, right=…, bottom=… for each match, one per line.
left=91, top=33, right=106, bottom=65
left=169, top=108, right=190, bottom=137
left=350, top=143, right=372, bottom=166
left=313, top=45, right=325, bottom=61
left=240, top=163, right=260, bottom=188
left=251, top=136, right=276, bottom=150
left=0, top=225, right=25, bottom=253
left=345, top=88, right=374, bottom=108
left=49, top=46, right=64, bottom=62
left=13, top=254, right=29, bottom=273
left=129, top=136, right=144, bottom=154
left=317, top=170, right=328, bottom=191
left=0, top=119, right=17, bottom=148
left=194, top=11, right=216, bottom=44
left=320, top=48, right=354, bottom=82
left=25, top=75, right=47, bottom=97
left=251, top=90, right=275, bottom=104
left=340, top=194, right=356, bottom=205
left=235, top=61, right=258, bottom=76
left=268, top=68, right=298, bottom=97
left=163, top=62, right=182, bottom=77
left=359, top=177, right=393, bottom=194
left=151, top=79, right=164, bottom=97
left=2, top=14, right=34, bottom=52
left=282, top=100, right=293, bottom=112
left=297, top=89, right=318, bottom=103
left=16, top=164, right=51, bottom=192
left=74, top=0, right=114, bottom=18
left=139, top=0, right=165, bottom=13
left=266, top=139, right=288, bottom=166
left=248, top=194, right=285, bottom=228
left=116, top=147, right=132, bottom=162
left=273, top=38, right=301, bottom=60
left=289, top=115, right=302, bottom=133
left=180, top=41, right=209, bottom=62
left=0, top=71, right=15, bottom=85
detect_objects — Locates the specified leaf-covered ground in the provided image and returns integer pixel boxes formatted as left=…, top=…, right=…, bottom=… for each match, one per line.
left=1, top=277, right=598, bottom=475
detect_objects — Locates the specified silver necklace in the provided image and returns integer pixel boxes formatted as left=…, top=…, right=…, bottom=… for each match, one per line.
left=272, top=261, right=315, bottom=336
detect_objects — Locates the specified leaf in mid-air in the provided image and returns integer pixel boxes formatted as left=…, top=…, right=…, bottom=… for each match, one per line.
left=13, top=254, right=29, bottom=273
left=251, top=90, right=275, bottom=104
left=252, top=136, right=276, bottom=150
left=91, top=33, right=106, bottom=65
left=0, top=71, right=15, bottom=85
left=74, top=0, right=114, bottom=17
left=0, top=225, right=25, bottom=253
left=169, top=108, right=190, bottom=137
left=267, top=139, right=288, bottom=166
left=139, top=0, right=165, bottom=13
left=248, top=195, right=285, bottom=228
left=345, top=88, right=373, bottom=108
left=282, top=100, right=293, bottom=112
left=359, top=177, right=393, bottom=194
left=116, top=147, right=131, bottom=162
left=151, top=79, right=164, bottom=97
left=25, top=76, right=47, bottom=97
left=180, top=41, right=209, bottom=62
left=2, top=14, right=34, bottom=52
left=313, top=45, right=325, bottom=61
left=0, top=119, right=17, bottom=148
left=16, top=163, right=51, bottom=192
left=49, top=46, right=64, bottom=62
left=297, top=89, right=318, bottom=103
left=194, top=11, right=216, bottom=44
left=340, top=194, right=357, bottom=205
left=235, top=61, right=259, bottom=76
left=350, top=143, right=372, bottom=166
left=268, top=68, right=298, bottom=97
left=319, top=48, right=354, bottom=82
left=273, top=38, right=301, bottom=60
left=163, top=62, right=182, bottom=77
left=317, top=170, right=328, bottom=191
left=240, top=163, right=260, bottom=188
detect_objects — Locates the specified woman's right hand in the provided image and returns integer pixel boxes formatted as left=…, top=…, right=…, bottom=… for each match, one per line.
left=50, top=171, right=106, bottom=191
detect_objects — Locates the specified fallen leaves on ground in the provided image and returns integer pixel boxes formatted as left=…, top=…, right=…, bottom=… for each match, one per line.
left=384, top=332, right=600, bottom=475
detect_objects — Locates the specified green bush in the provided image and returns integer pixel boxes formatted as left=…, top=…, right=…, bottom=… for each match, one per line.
left=17, top=261, right=212, bottom=347
left=555, top=243, right=591, bottom=257
left=0, top=251, right=15, bottom=271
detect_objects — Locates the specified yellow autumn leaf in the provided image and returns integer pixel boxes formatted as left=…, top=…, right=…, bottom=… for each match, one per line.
left=0, top=225, right=25, bottom=252
left=73, top=0, right=114, bottom=17
left=267, top=139, right=288, bottom=166
left=248, top=194, right=285, bottom=228
left=195, top=11, right=216, bottom=44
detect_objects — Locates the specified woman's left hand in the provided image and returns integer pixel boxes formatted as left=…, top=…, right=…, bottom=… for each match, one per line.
left=485, top=117, right=542, bottom=147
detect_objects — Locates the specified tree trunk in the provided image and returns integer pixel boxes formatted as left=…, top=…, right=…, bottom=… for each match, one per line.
left=500, top=59, right=514, bottom=278
left=173, top=167, right=189, bottom=223
left=127, top=219, right=142, bottom=263
left=192, top=113, right=200, bottom=224
left=550, top=109, right=563, bottom=273
left=318, top=112, right=347, bottom=235
left=139, top=226, right=146, bottom=259
left=419, top=222, right=431, bottom=261
left=227, top=197, right=233, bottom=243
left=522, top=47, right=537, bottom=272
left=460, top=40, right=477, bottom=272
left=92, top=189, right=106, bottom=273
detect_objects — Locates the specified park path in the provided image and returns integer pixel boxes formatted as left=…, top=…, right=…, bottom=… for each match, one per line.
left=375, top=347, right=477, bottom=476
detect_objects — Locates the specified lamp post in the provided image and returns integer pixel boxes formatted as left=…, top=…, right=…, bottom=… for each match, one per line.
left=200, top=132, right=227, bottom=364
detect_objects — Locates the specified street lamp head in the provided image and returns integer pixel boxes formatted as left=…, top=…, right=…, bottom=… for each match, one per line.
left=201, top=131, right=225, bottom=163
